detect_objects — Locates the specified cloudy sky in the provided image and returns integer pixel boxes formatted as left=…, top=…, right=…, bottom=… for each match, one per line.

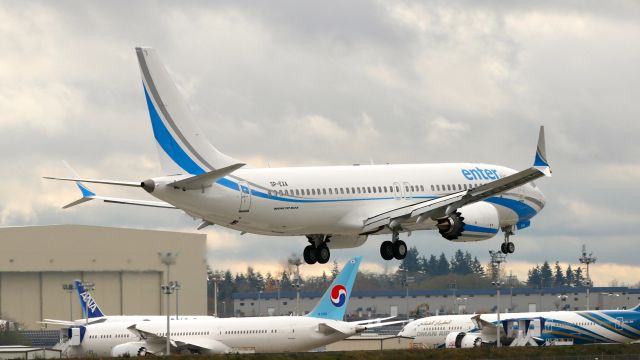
left=1, top=1, right=639, bottom=286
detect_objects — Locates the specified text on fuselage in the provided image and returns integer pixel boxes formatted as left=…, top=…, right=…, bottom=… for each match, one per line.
left=461, top=167, right=499, bottom=181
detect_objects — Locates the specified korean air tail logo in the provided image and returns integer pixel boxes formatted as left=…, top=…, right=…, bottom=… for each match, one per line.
left=330, top=284, right=347, bottom=307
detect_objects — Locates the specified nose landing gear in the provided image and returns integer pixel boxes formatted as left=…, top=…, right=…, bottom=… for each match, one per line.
left=500, top=226, right=515, bottom=254
left=380, top=230, right=407, bottom=260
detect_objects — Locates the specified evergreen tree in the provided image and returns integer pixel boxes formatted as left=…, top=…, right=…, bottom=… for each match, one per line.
left=450, top=249, right=472, bottom=275
left=540, top=261, right=553, bottom=287
left=565, top=265, right=575, bottom=287
left=436, top=253, right=450, bottom=276
left=471, top=256, right=485, bottom=276
left=425, top=254, right=438, bottom=276
left=574, top=267, right=585, bottom=287
left=330, top=260, right=340, bottom=280
left=553, top=261, right=565, bottom=287
left=398, top=246, right=421, bottom=275
left=527, top=265, right=541, bottom=287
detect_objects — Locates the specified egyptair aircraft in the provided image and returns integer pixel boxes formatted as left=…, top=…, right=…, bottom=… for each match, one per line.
left=46, top=47, right=551, bottom=265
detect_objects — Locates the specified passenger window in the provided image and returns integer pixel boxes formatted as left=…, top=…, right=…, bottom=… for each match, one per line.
left=446, top=184, right=451, bottom=191
left=384, top=186, right=388, bottom=192
left=295, top=189, right=300, bottom=195
left=322, top=188, right=326, bottom=195
left=351, top=187, right=355, bottom=194
left=366, top=186, right=370, bottom=193
left=405, top=185, right=409, bottom=192
left=340, top=188, right=344, bottom=194
left=311, top=189, right=316, bottom=195
left=378, top=186, right=382, bottom=193
left=357, top=187, right=361, bottom=194
left=395, top=185, right=400, bottom=192
left=346, top=188, right=350, bottom=194
left=410, top=185, right=414, bottom=192
left=373, top=187, right=377, bottom=193
left=420, top=185, right=425, bottom=191
left=305, top=189, right=310, bottom=195
left=329, top=188, right=333, bottom=195
left=431, top=185, right=434, bottom=191
left=284, top=189, right=289, bottom=195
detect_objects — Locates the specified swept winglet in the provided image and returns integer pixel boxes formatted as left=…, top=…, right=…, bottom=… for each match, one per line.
left=533, top=126, right=551, bottom=177
left=307, top=256, right=361, bottom=321
left=60, top=161, right=97, bottom=209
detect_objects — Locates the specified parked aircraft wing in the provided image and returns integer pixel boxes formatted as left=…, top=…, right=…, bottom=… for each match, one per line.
left=362, top=126, right=550, bottom=234
left=129, top=324, right=232, bottom=354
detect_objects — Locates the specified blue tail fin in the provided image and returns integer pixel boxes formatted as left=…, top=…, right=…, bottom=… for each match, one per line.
left=306, top=256, right=361, bottom=321
left=74, top=279, right=105, bottom=319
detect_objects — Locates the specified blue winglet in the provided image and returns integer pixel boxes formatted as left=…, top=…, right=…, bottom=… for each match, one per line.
left=306, top=256, right=361, bottom=321
left=533, top=126, right=551, bottom=176
left=77, top=182, right=96, bottom=197
left=74, top=279, right=105, bottom=319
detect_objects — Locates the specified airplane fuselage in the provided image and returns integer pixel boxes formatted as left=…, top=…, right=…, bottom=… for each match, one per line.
left=150, top=163, right=545, bottom=244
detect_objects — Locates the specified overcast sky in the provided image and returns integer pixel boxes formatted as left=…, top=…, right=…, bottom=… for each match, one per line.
left=1, top=1, right=639, bottom=286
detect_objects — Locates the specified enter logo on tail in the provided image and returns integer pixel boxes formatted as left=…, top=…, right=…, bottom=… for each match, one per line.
left=330, top=285, right=347, bottom=307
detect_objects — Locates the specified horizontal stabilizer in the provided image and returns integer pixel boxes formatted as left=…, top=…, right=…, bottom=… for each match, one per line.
left=44, top=176, right=142, bottom=187
left=170, top=163, right=245, bottom=191
left=318, top=322, right=353, bottom=335
left=63, top=197, right=94, bottom=209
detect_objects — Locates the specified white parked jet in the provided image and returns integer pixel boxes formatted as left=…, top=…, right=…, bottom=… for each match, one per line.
left=42, top=279, right=208, bottom=328
left=46, top=47, right=551, bottom=264
left=61, top=257, right=399, bottom=356
left=398, top=306, right=640, bottom=348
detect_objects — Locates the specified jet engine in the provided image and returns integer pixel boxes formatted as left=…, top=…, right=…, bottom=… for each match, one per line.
left=445, top=332, right=483, bottom=348
left=436, top=202, right=500, bottom=242
left=111, top=342, right=150, bottom=357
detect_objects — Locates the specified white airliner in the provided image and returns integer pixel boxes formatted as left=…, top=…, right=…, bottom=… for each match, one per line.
left=398, top=306, right=640, bottom=348
left=60, top=257, right=399, bottom=356
left=46, top=47, right=551, bottom=264
left=42, top=279, right=208, bottom=328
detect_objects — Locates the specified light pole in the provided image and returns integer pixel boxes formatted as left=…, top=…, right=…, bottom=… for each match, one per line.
left=276, top=280, right=281, bottom=316
left=448, top=282, right=457, bottom=315
left=171, top=281, right=181, bottom=319
left=579, top=244, right=596, bottom=310
left=258, top=290, right=263, bottom=316
left=288, top=256, right=302, bottom=316
left=158, top=252, right=178, bottom=356
left=211, top=274, right=221, bottom=317
left=62, top=283, right=75, bottom=321
left=492, top=281, right=503, bottom=348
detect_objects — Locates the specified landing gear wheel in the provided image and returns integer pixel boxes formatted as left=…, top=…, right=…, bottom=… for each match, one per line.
left=317, top=245, right=330, bottom=264
left=303, top=245, right=318, bottom=264
left=506, top=242, right=515, bottom=254
left=380, top=241, right=394, bottom=260
left=393, top=240, right=407, bottom=260
left=500, top=242, right=507, bottom=254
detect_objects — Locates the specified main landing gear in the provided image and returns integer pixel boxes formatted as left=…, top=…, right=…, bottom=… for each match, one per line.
left=500, top=226, right=515, bottom=254
left=303, top=235, right=331, bottom=265
left=380, top=231, right=407, bottom=261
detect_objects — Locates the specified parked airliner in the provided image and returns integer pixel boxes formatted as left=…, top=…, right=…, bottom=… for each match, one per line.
left=46, top=47, right=551, bottom=264
left=398, top=306, right=640, bottom=348
left=59, top=257, right=399, bottom=356
left=43, top=279, right=208, bottom=328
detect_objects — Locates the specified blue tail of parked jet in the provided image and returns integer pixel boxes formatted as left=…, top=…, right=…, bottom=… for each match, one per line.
left=74, top=279, right=105, bottom=319
left=306, top=256, right=361, bottom=321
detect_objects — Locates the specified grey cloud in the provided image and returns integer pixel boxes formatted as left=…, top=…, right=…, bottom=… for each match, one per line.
left=1, top=1, right=639, bottom=284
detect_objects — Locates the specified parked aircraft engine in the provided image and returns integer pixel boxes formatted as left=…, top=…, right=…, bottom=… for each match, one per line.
left=445, top=332, right=483, bottom=348
left=111, top=342, right=150, bottom=357
left=436, top=202, right=499, bottom=242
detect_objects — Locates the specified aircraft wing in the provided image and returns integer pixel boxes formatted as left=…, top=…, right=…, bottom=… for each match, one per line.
left=129, top=324, right=232, bottom=353
left=362, top=126, right=551, bottom=234
left=349, top=316, right=396, bottom=325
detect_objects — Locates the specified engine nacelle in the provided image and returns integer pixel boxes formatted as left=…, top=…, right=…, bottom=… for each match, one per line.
left=445, top=332, right=483, bottom=348
left=437, top=202, right=500, bottom=242
left=111, top=341, right=150, bottom=357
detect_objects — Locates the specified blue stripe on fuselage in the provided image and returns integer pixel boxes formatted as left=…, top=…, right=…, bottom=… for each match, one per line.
left=143, top=84, right=204, bottom=176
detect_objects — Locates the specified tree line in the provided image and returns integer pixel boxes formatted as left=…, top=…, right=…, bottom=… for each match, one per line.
left=526, top=261, right=589, bottom=288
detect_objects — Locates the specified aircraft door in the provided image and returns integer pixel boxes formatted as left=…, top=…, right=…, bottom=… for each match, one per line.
left=393, top=182, right=401, bottom=200
left=403, top=182, right=412, bottom=199
left=238, top=181, right=251, bottom=212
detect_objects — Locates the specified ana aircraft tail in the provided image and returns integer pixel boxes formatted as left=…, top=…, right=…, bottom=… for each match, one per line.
left=307, top=257, right=361, bottom=321
left=135, top=47, right=240, bottom=176
left=74, top=279, right=105, bottom=319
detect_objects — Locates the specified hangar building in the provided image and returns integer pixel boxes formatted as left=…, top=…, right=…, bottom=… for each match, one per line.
left=0, top=225, right=207, bottom=329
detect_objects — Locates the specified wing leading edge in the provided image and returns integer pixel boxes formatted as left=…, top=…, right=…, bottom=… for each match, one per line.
left=362, top=126, right=551, bottom=234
